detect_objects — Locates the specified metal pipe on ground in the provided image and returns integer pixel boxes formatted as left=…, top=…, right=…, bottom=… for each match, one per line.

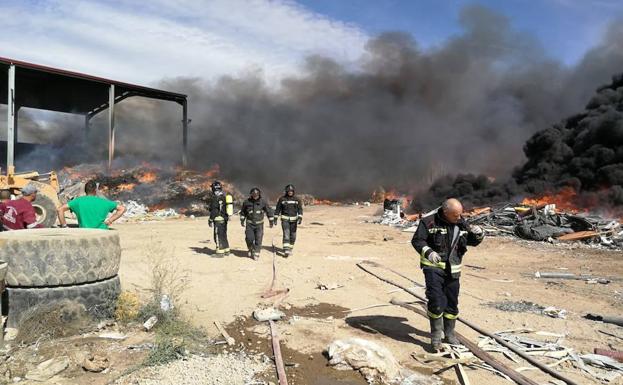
left=594, top=349, right=623, bottom=363
left=391, top=299, right=539, bottom=385
left=357, top=261, right=582, bottom=385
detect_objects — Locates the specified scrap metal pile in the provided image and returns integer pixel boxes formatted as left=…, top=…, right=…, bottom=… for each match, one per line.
left=465, top=204, right=623, bottom=249
left=374, top=197, right=623, bottom=249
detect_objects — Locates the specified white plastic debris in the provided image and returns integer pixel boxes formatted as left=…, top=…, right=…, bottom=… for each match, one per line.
left=160, top=294, right=173, bottom=312
left=123, top=200, right=149, bottom=218
left=542, top=306, right=567, bottom=319
left=143, top=316, right=158, bottom=331
left=326, top=338, right=441, bottom=385
left=253, top=308, right=285, bottom=322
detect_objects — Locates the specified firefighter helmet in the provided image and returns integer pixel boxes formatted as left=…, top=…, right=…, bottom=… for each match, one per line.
left=250, top=187, right=261, bottom=197
left=211, top=181, right=223, bottom=192
left=284, top=184, right=295, bottom=193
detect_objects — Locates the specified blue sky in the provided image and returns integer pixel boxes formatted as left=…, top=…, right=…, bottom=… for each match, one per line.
left=299, top=0, right=623, bottom=65
left=0, top=0, right=621, bottom=85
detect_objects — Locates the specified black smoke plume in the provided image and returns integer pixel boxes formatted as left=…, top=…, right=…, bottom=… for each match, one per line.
left=413, top=73, right=623, bottom=216
left=9, top=5, right=623, bottom=201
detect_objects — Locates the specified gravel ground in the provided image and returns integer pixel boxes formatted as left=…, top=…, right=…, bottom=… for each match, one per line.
left=115, top=353, right=268, bottom=385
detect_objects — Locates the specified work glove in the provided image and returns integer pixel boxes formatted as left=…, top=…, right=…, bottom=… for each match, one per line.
left=269, top=220, right=274, bottom=228
left=208, top=220, right=213, bottom=228
left=240, top=219, right=245, bottom=227
left=297, top=217, right=302, bottom=225
left=427, top=251, right=442, bottom=264
left=470, top=225, right=484, bottom=240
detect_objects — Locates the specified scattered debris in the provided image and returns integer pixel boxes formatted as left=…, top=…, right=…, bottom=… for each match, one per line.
left=97, top=331, right=127, bottom=340
left=160, top=294, right=173, bottom=312
left=214, top=321, right=235, bottom=346
left=143, top=316, right=158, bottom=331
left=253, top=308, right=285, bottom=322
left=326, top=338, right=441, bottom=385
left=488, top=300, right=545, bottom=314
left=542, top=306, right=567, bottom=319
left=316, top=282, right=343, bottom=291
left=82, top=353, right=110, bottom=373
left=4, top=328, right=18, bottom=342
left=25, top=356, right=70, bottom=382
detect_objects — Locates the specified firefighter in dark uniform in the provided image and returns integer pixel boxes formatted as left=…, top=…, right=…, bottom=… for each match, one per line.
left=274, top=184, right=303, bottom=257
left=208, top=181, right=232, bottom=256
left=240, top=187, right=274, bottom=260
left=411, top=198, right=484, bottom=350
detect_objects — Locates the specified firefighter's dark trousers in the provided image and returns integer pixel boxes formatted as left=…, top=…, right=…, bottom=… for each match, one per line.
left=423, top=267, right=460, bottom=320
left=245, top=222, right=264, bottom=253
left=281, top=220, right=298, bottom=249
left=214, top=221, right=230, bottom=254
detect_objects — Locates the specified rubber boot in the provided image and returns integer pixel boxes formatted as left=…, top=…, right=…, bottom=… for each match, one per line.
left=429, top=317, right=443, bottom=351
left=443, top=317, right=460, bottom=345
left=253, top=250, right=259, bottom=261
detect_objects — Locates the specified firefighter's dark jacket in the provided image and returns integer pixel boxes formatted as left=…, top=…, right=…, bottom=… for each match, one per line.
left=209, top=192, right=228, bottom=222
left=411, top=211, right=484, bottom=278
left=240, top=198, right=274, bottom=224
left=275, top=196, right=303, bottom=221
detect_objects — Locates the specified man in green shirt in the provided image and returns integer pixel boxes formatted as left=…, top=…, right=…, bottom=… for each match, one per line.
left=57, top=181, right=126, bottom=229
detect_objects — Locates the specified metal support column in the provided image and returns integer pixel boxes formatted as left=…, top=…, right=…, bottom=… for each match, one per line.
left=6, top=64, right=15, bottom=172
left=84, top=114, right=91, bottom=144
left=108, top=84, right=115, bottom=170
left=182, top=99, right=188, bottom=167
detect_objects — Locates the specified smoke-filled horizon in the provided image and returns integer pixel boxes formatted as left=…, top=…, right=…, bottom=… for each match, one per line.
left=11, top=5, right=623, bottom=199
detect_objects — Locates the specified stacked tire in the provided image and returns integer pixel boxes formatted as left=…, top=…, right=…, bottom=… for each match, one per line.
left=0, top=229, right=121, bottom=327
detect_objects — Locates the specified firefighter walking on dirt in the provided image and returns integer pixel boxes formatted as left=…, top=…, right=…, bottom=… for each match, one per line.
left=274, top=184, right=303, bottom=257
left=240, top=187, right=274, bottom=260
left=411, top=198, right=484, bottom=351
left=208, top=181, right=233, bottom=256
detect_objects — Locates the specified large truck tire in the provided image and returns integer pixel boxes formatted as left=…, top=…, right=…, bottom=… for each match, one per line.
left=32, top=193, right=58, bottom=228
left=0, top=228, right=121, bottom=287
left=3, top=276, right=121, bottom=328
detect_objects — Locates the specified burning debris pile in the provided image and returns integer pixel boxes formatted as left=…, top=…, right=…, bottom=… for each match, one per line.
left=58, top=163, right=243, bottom=218
left=412, top=72, right=623, bottom=219
left=466, top=204, right=623, bottom=249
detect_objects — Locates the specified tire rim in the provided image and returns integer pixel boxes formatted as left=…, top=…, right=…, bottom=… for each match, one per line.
left=33, top=204, right=47, bottom=225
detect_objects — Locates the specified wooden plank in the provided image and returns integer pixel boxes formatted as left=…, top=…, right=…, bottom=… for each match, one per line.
left=556, top=231, right=599, bottom=241
left=269, top=320, right=288, bottom=385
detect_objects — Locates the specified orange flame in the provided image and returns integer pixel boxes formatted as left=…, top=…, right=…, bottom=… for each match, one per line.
left=520, top=186, right=582, bottom=212
left=204, top=164, right=220, bottom=178
left=116, top=183, right=136, bottom=192
left=138, top=171, right=157, bottom=184
left=384, top=189, right=409, bottom=209
left=313, top=199, right=338, bottom=205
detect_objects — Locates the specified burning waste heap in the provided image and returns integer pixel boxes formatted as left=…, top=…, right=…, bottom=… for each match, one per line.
left=377, top=73, right=623, bottom=249
left=57, top=163, right=243, bottom=220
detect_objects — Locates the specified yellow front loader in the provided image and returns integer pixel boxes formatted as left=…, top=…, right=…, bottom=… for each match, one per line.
left=0, top=165, right=61, bottom=228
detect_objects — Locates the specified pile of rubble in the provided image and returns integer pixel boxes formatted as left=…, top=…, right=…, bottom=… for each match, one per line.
left=466, top=204, right=623, bottom=249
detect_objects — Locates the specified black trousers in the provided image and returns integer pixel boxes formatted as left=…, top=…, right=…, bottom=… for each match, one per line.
left=214, top=221, right=229, bottom=253
left=423, top=267, right=460, bottom=319
left=281, top=220, right=298, bottom=249
left=245, top=223, right=264, bottom=253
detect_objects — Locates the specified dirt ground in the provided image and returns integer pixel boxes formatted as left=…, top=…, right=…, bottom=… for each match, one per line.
left=113, top=204, right=623, bottom=385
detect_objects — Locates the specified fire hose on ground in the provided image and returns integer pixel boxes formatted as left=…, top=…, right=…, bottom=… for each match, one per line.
left=356, top=260, right=581, bottom=385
